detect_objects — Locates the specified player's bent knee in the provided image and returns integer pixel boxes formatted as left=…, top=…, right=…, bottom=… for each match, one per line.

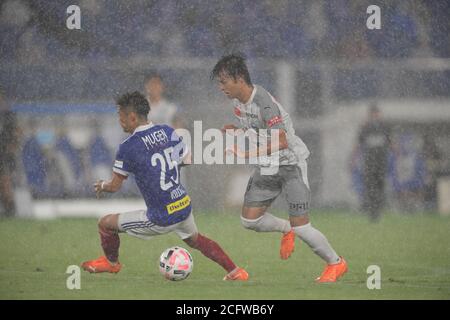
left=289, top=213, right=310, bottom=227
left=98, top=214, right=119, bottom=231
left=183, top=233, right=199, bottom=249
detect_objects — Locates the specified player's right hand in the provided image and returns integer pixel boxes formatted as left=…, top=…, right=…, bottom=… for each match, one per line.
left=94, top=180, right=105, bottom=199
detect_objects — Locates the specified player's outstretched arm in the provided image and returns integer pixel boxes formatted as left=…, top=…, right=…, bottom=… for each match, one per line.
left=227, top=129, right=289, bottom=159
left=221, top=123, right=247, bottom=135
left=94, top=172, right=127, bottom=198
left=222, top=124, right=247, bottom=140
left=221, top=124, right=238, bottom=132
left=182, top=149, right=192, bottom=165
left=262, top=128, right=289, bottom=155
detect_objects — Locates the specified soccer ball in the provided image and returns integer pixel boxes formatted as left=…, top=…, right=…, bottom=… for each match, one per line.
left=159, top=246, right=193, bottom=281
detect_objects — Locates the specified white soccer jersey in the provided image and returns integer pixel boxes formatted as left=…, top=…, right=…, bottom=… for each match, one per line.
left=232, top=85, right=310, bottom=167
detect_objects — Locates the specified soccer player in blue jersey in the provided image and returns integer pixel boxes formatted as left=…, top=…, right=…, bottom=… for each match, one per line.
left=81, top=92, right=248, bottom=281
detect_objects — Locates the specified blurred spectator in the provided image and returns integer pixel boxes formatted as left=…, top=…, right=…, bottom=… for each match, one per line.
left=16, top=25, right=48, bottom=64
left=144, top=72, right=185, bottom=129
left=388, top=133, right=426, bottom=212
left=366, top=3, right=419, bottom=58
left=0, top=0, right=32, bottom=61
left=88, top=121, right=112, bottom=182
left=354, top=103, right=392, bottom=221
left=349, top=145, right=365, bottom=210
left=2, top=0, right=446, bottom=62
left=338, top=29, right=372, bottom=59
left=22, top=123, right=49, bottom=198
left=425, top=1, right=450, bottom=57
left=300, top=1, right=328, bottom=58
left=255, top=2, right=290, bottom=57
left=0, top=89, right=19, bottom=217
left=421, top=134, right=443, bottom=211
left=181, top=3, right=220, bottom=58
left=322, top=0, right=352, bottom=57
left=184, top=24, right=218, bottom=57
left=54, top=124, right=85, bottom=196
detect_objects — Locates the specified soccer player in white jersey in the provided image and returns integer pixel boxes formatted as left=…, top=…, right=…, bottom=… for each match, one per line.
left=211, top=54, right=347, bottom=282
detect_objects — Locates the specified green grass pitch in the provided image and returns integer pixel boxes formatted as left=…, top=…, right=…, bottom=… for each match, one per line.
left=1, top=210, right=449, bottom=299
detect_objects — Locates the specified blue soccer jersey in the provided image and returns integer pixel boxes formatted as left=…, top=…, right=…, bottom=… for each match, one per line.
left=112, top=123, right=191, bottom=226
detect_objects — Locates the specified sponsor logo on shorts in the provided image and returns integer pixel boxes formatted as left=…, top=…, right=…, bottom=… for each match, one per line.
left=167, top=195, right=191, bottom=214
left=289, top=202, right=309, bottom=211
left=114, top=160, right=123, bottom=168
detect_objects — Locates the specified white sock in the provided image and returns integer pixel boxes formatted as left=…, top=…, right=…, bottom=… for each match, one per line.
left=241, top=213, right=291, bottom=233
left=293, top=223, right=340, bottom=264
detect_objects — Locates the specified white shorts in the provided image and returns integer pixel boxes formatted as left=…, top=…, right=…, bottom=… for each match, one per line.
left=117, top=210, right=198, bottom=240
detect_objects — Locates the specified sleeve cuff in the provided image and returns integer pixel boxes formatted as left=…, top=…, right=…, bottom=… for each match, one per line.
left=113, top=167, right=129, bottom=176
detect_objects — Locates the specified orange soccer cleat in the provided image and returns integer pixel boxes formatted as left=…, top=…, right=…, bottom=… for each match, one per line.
left=316, top=257, right=348, bottom=283
left=223, top=267, right=249, bottom=281
left=81, top=256, right=122, bottom=274
left=280, top=230, right=296, bottom=260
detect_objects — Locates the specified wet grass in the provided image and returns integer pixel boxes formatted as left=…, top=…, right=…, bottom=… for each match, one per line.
left=0, top=210, right=449, bottom=299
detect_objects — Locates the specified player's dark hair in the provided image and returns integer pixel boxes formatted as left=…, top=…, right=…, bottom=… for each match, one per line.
left=211, top=53, right=252, bottom=85
left=116, top=91, right=150, bottom=118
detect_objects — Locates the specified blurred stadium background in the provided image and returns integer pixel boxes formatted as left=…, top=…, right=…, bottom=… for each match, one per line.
left=1, top=0, right=450, bottom=219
